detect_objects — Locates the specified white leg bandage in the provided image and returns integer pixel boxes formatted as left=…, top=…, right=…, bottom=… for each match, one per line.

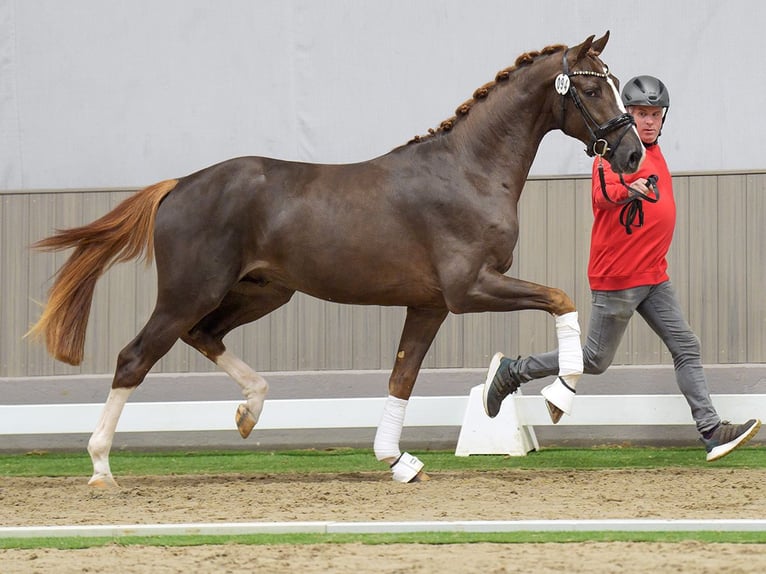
left=374, top=395, right=407, bottom=461
left=541, top=311, right=583, bottom=417
left=374, top=395, right=425, bottom=483
left=555, top=311, right=583, bottom=381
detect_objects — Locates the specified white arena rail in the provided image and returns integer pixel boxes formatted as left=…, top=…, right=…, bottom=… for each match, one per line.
left=2, top=393, right=764, bottom=434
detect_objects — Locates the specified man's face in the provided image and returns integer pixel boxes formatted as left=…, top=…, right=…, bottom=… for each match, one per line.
left=628, top=105, right=665, bottom=145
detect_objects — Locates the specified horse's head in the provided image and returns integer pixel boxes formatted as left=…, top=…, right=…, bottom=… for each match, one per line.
left=554, top=32, right=644, bottom=174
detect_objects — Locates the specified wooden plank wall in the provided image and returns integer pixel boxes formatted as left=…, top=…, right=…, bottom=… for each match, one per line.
left=1, top=172, right=764, bottom=377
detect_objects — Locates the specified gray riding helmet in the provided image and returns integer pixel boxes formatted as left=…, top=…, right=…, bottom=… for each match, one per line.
left=621, top=75, right=670, bottom=109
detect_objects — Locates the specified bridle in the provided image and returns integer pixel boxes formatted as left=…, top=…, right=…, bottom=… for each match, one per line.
left=556, top=49, right=659, bottom=235
left=555, top=49, right=635, bottom=160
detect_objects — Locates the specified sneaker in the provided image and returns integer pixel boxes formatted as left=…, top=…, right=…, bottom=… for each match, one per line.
left=482, top=352, right=523, bottom=418
left=702, top=419, right=761, bottom=462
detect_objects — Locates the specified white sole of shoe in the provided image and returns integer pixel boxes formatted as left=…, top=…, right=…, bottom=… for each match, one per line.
left=482, top=352, right=505, bottom=418
left=706, top=419, right=762, bottom=462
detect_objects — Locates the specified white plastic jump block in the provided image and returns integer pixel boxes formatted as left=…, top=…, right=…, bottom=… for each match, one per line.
left=455, top=384, right=539, bottom=457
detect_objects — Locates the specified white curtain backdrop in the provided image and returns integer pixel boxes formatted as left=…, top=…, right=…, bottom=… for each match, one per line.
left=1, top=0, right=763, bottom=190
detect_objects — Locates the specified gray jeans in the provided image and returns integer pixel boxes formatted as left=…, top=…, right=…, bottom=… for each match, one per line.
left=516, top=280, right=720, bottom=434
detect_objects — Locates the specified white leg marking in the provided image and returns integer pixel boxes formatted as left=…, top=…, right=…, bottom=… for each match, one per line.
left=87, top=387, right=133, bottom=487
left=216, top=350, right=269, bottom=424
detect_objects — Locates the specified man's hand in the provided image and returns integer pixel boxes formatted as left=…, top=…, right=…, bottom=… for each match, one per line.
left=628, top=177, right=651, bottom=198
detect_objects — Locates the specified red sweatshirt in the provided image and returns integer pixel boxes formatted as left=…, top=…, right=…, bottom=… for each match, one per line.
left=588, top=144, right=675, bottom=291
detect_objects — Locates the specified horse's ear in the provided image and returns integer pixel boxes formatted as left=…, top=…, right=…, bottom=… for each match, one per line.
left=574, top=35, right=595, bottom=64
left=590, top=31, right=610, bottom=56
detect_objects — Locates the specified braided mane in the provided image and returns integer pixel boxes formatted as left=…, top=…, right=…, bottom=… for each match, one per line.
left=408, top=43, right=568, bottom=144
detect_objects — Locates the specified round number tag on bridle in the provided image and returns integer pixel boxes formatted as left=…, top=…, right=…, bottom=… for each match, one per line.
left=554, top=74, right=570, bottom=95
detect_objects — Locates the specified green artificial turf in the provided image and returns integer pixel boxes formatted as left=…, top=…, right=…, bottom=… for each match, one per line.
left=2, top=445, right=764, bottom=478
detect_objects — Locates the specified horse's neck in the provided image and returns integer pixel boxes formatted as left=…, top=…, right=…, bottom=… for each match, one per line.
left=450, top=78, right=553, bottom=189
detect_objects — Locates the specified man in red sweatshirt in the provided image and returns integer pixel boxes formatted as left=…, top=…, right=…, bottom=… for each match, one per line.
left=483, top=75, right=760, bottom=461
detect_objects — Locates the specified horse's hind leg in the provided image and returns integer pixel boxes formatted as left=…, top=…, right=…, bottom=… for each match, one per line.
left=182, top=283, right=295, bottom=438
left=88, top=387, right=133, bottom=487
left=88, top=258, right=246, bottom=487
left=88, top=307, right=200, bottom=487
left=375, top=306, right=448, bottom=482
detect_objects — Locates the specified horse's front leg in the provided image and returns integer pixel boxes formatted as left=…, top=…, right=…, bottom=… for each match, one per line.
left=536, top=311, right=581, bottom=423
left=374, top=306, right=448, bottom=483
left=445, top=267, right=583, bottom=423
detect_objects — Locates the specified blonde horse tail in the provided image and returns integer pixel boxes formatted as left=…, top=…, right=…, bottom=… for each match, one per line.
left=27, top=179, right=179, bottom=365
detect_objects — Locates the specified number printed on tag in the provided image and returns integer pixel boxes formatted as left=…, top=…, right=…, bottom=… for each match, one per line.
left=555, top=74, right=570, bottom=95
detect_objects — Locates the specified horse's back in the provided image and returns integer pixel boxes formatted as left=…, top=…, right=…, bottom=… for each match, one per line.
left=150, top=153, right=448, bottom=306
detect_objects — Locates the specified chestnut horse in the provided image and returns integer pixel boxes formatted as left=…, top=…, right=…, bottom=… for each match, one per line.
left=30, top=32, right=643, bottom=486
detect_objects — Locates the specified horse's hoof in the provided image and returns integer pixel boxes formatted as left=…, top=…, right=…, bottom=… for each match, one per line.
left=410, top=470, right=430, bottom=483
left=88, top=474, right=119, bottom=489
left=235, top=403, right=256, bottom=438
left=545, top=400, right=564, bottom=424
left=390, top=452, right=426, bottom=483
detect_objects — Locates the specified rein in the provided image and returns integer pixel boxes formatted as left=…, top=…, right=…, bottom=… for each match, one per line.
left=596, top=157, right=660, bottom=235
left=556, top=49, right=659, bottom=235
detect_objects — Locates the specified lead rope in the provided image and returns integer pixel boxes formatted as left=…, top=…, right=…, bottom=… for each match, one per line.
left=595, top=153, right=660, bottom=235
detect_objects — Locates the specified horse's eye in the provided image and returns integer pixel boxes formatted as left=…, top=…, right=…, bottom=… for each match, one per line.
left=584, top=88, right=600, bottom=98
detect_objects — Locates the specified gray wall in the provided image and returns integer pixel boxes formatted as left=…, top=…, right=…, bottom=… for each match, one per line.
left=4, top=171, right=764, bottom=378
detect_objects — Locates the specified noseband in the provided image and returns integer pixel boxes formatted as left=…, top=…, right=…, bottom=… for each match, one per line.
left=555, top=49, right=635, bottom=159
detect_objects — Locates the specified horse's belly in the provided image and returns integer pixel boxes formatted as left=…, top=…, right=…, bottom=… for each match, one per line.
left=280, top=261, right=445, bottom=308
